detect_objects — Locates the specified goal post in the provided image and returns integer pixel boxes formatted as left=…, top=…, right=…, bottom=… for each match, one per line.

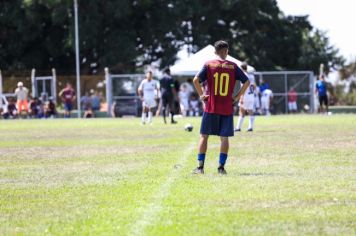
left=254, top=71, right=315, bottom=114
left=31, top=68, right=57, bottom=102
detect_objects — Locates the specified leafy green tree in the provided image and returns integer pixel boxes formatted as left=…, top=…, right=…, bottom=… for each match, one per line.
left=0, top=0, right=345, bottom=74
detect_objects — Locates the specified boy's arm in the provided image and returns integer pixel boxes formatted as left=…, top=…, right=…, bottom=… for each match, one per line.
left=193, top=76, right=209, bottom=101
left=233, top=81, right=250, bottom=102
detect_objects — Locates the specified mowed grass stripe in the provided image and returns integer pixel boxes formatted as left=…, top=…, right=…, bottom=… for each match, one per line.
left=0, top=115, right=355, bottom=235
left=129, top=141, right=196, bottom=236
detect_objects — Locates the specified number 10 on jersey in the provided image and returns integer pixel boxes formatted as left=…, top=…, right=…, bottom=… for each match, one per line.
left=213, top=72, right=230, bottom=96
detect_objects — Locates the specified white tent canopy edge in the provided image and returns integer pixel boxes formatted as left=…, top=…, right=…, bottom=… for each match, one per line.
left=170, top=45, right=255, bottom=76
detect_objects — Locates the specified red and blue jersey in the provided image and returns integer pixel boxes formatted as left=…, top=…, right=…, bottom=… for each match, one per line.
left=197, top=59, right=248, bottom=115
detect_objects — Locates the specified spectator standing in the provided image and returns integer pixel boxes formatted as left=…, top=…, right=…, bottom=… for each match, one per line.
left=59, top=83, right=76, bottom=118
left=14, top=82, right=29, bottom=117
left=288, top=87, right=298, bottom=113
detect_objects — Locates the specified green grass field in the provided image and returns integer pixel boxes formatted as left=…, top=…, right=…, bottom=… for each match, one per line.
left=0, top=115, right=355, bottom=235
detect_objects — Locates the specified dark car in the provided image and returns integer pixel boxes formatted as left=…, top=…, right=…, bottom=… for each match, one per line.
left=111, top=76, right=143, bottom=117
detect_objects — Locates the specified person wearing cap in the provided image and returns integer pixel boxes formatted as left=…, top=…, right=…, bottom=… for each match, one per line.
left=14, top=82, right=29, bottom=117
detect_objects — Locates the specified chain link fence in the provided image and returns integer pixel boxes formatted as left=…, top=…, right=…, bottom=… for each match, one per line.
left=255, top=71, right=315, bottom=114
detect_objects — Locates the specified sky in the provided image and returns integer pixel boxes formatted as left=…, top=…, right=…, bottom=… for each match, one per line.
left=277, top=0, right=356, bottom=62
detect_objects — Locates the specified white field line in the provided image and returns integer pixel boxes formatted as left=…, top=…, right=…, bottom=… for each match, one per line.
left=129, top=142, right=195, bottom=236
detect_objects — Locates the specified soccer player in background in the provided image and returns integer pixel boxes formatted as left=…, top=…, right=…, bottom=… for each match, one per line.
left=261, top=88, right=273, bottom=115
left=159, top=68, right=177, bottom=124
left=178, top=84, right=190, bottom=116
left=59, top=82, right=76, bottom=118
left=192, top=40, right=250, bottom=175
left=235, top=62, right=256, bottom=132
left=315, top=75, right=329, bottom=114
left=138, top=71, right=159, bottom=124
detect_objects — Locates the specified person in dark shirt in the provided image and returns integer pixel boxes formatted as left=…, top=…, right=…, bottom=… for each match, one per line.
left=29, top=97, right=39, bottom=118
left=45, top=97, right=57, bottom=118
left=5, top=98, right=18, bottom=119
left=160, top=68, right=177, bottom=124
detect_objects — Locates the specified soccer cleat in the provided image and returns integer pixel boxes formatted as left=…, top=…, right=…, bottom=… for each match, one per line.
left=247, top=128, right=253, bottom=132
left=234, top=128, right=241, bottom=132
left=192, top=167, right=204, bottom=174
left=218, top=167, right=227, bottom=175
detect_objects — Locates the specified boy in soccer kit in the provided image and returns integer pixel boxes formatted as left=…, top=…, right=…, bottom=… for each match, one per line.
left=235, top=63, right=256, bottom=132
left=192, top=40, right=250, bottom=175
left=261, top=88, right=273, bottom=116
left=138, top=71, right=159, bottom=124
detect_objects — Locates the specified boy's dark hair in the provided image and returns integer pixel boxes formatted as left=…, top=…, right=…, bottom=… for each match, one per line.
left=214, top=40, right=229, bottom=52
left=241, top=62, right=248, bottom=71
left=163, top=68, right=170, bottom=75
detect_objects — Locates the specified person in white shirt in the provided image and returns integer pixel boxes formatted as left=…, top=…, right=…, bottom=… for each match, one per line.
left=14, top=81, right=29, bottom=117
left=254, top=86, right=261, bottom=114
left=178, top=84, right=190, bottom=116
left=138, top=71, right=159, bottom=124
left=261, top=88, right=273, bottom=116
left=189, top=93, right=200, bottom=117
left=235, top=63, right=256, bottom=132
left=180, top=79, right=194, bottom=95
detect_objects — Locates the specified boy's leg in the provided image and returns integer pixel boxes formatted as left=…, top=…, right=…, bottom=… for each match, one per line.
left=235, top=107, right=245, bottom=131
left=148, top=107, right=153, bottom=123
left=142, top=106, right=148, bottom=124
left=219, top=137, right=229, bottom=165
left=197, top=134, right=209, bottom=168
left=247, top=110, right=255, bottom=131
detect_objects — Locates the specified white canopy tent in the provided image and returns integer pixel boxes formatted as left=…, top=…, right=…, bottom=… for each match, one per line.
left=171, top=45, right=255, bottom=76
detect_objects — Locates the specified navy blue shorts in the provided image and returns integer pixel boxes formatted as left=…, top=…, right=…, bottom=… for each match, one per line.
left=200, top=112, right=234, bottom=137
left=64, top=103, right=73, bottom=112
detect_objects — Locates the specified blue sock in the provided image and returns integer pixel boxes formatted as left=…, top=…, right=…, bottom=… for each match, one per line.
left=219, top=153, right=228, bottom=166
left=198, top=153, right=206, bottom=168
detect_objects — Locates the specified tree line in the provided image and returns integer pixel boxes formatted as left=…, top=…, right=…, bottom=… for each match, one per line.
left=0, top=0, right=345, bottom=75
